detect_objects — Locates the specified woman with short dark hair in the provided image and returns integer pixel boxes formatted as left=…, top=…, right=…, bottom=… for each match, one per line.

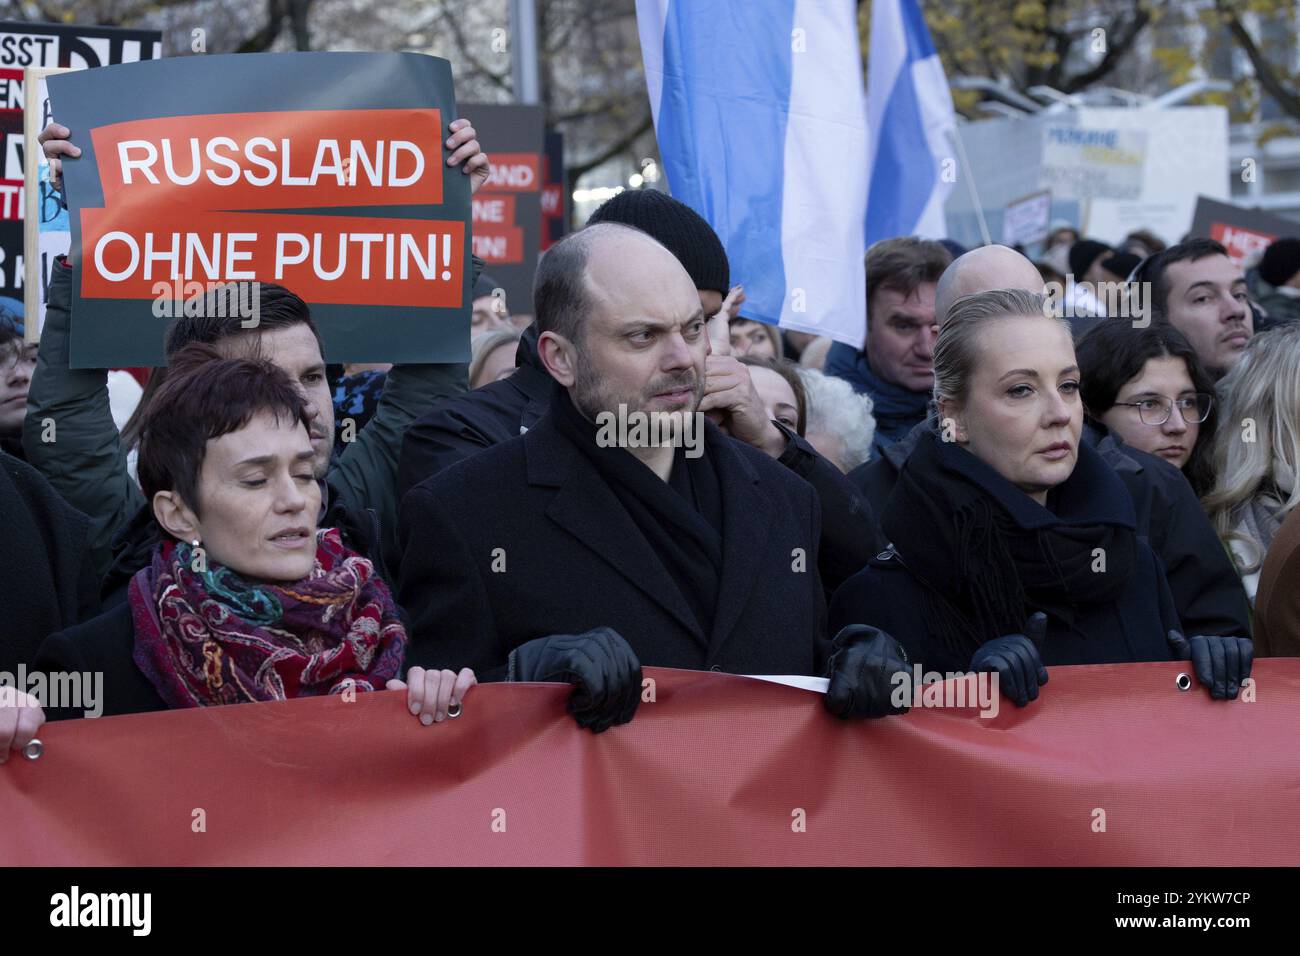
left=13, top=345, right=473, bottom=737
left=830, top=290, right=1251, bottom=706
left=1075, top=320, right=1218, bottom=495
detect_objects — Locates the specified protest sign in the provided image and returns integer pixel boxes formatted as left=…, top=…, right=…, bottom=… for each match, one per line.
left=1188, top=195, right=1300, bottom=266
left=947, top=108, right=1229, bottom=251
left=541, top=128, right=568, bottom=251
left=1001, top=189, right=1051, bottom=247
left=50, top=51, right=470, bottom=368
left=1040, top=123, right=1147, bottom=201
left=465, top=103, right=544, bottom=316
left=0, top=21, right=161, bottom=339
left=22, top=66, right=70, bottom=341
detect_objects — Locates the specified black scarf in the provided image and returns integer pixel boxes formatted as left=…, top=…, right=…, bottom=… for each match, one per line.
left=882, top=430, right=1137, bottom=656
left=551, top=384, right=723, bottom=634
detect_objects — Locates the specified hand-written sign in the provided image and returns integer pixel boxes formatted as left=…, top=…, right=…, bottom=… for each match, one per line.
left=50, top=52, right=471, bottom=367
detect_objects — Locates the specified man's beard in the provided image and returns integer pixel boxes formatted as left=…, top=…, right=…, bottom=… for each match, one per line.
left=570, top=354, right=702, bottom=422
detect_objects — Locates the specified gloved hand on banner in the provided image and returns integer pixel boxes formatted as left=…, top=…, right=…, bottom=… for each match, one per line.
left=1167, top=630, right=1253, bottom=700
left=823, top=624, right=911, bottom=719
left=0, top=686, right=44, bottom=765
left=508, top=627, right=642, bottom=733
left=386, top=666, right=477, bottom=725
left=970, top=612, right=1049, bottom=708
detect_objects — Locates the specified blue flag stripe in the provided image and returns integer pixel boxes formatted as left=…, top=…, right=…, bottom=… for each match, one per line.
left=653, top=0, right=797, bottom=325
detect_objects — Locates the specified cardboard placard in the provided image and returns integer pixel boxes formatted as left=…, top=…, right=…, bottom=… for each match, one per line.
left=464, top=103, right=544, bottom=316
left=0, top=20, right=161, bottom=340
left=50, top=51, right=471, bottom=367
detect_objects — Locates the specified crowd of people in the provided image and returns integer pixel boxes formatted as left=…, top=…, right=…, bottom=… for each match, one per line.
left=5, top=112, right=1295, bottom=762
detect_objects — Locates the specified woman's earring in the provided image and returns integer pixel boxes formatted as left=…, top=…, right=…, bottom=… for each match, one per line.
left=190, top=539, right=208, bottom=573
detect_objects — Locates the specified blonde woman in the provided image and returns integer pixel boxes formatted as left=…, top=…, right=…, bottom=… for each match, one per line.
left=1203, top=324, right=1300, bottom=604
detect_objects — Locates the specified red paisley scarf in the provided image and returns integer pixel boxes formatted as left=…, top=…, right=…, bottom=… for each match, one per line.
left=129, top=528, right=406, bottom=708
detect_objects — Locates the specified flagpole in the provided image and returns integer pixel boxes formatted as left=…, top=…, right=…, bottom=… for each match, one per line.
left=949, top=124, right=992, bottom=246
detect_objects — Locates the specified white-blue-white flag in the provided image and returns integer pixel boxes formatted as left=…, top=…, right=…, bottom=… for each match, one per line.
left=864, top=0, right=956, bottom=248
left=635, top=0, right=868, bottom=344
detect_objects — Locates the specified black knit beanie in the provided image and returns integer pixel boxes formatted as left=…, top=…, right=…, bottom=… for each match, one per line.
left=1068, top=239, right=1112, bottom=278
left=1260, top=237, right=1300, bottom=288
left=586, top=188, right=730, bottom=294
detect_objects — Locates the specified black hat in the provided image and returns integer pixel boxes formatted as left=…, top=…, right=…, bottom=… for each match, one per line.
left=1068, top=239, right=1112, bottom=278
left=473, top=271, right=503, bottom=301
left=586, top=188, right=730, bottom=294
left=1260, top=237, right=1300, bottom=288
left=1100, top=252, right=1141, bottom=281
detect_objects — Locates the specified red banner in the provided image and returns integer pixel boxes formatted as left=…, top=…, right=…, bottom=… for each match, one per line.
left=2, top=662, right=1298, bottom=866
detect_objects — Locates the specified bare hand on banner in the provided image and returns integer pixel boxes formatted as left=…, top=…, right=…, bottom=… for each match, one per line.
left=0, top=685, right=45, bottom=765
left=386, top=666, right=477, bottom=725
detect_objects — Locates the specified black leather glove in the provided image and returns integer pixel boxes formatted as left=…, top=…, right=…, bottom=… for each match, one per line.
left=1167, top=630, right=1253, bottom=700
left=507, top=627, right=642, bottom=733
left=824, top=625, right=911, bottom=719
left=970, top=612, right=1049, bottom=708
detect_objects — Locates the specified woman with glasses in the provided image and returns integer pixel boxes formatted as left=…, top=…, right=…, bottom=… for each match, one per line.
left=1203, top=325, right=1300, bottom=606
left=1075, top=322, right=1218, bottom=495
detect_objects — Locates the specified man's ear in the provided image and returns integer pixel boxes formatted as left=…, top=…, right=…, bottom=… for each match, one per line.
left=537, top=330, right=577, bottom=387
left=153, top=490, right=200, bottom=543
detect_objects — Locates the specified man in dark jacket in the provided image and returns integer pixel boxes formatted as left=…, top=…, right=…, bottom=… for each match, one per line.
left=0, top=450, right=99, bottom=670
left=823, top=237, right=952, bottom=456
left=398, top=188, right=879, bottom=590
left=29, top=261, right=466, bottom=599
left=399, top=223, right=908, bottom=730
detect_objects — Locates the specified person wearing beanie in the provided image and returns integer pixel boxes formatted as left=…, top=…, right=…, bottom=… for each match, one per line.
left=398, top=200, right=882, bottom=594
left=471, top=271, right=512, bottom=338
left=1099, top=251, right=1142, bottom=283
left=1257, top=237, right=1300, bottom=326
left=586, top=187, right=730, bottom=316
left=1069, top=238, right=1113, bottom=282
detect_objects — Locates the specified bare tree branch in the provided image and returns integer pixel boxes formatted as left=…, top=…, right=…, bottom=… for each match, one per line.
left=1218, top=0, right=1300, bottom=119
left=566, top=111, right=653, bottom=181
left=438, top=3, right=511, bottom=93
left=237, top=0, right=288, bottom=53
left=1060, top=9, right=1151, bottom=93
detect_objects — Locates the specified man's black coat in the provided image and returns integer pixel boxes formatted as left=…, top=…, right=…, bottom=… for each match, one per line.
left=397, top=325, right=551, bottom=502
left=398, top=411, right=829, bottom=678
left=0, top=450, right=99, bottom=670
left=847, top=418, right=1252, bottom=639
left=397, top=324, right=880, bottom=591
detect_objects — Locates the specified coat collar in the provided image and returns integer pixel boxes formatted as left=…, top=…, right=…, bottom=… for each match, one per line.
left=525, top=409, right=770, bottom=659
